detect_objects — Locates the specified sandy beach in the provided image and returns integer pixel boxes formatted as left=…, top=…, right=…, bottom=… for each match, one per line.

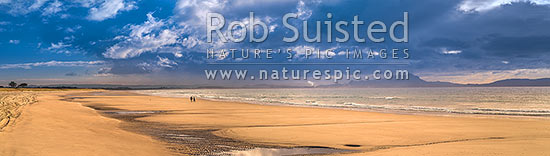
left=1, top=90, right=550, bottom=155
left=0, top=91, right=171, bottom=156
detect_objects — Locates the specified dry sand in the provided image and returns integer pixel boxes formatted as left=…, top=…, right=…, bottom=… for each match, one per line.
left=0, top=92, right=37, bottom=131
left=2, top=90, right=550, bottom=155
left=0, top=91, right=171, bottom=156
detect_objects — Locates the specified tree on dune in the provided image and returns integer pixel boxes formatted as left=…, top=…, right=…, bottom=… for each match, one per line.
left=9, top=81, right=17, bottom=88
left=17, top=83, right=28, bottom=88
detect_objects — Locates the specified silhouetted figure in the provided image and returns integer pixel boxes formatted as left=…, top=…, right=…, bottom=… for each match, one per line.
left=190, top=96, right=193, bottom=102
left=192, top=97, right=196, bottom=102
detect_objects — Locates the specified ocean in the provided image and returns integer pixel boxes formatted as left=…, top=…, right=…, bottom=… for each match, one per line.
left=135, top=87, right=550, bottom=117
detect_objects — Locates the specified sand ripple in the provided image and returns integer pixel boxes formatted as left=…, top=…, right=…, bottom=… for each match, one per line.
left=0, top=92, right=37, bottom=131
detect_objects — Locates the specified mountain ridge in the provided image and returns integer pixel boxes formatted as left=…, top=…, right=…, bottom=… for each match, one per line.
left=322, top=75, right=550, bottom=88
left=6, top=76, right=550, bottom=89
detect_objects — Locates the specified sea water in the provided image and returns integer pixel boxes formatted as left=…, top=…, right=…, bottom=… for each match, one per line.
left=135, top=87, right=550, bottom=117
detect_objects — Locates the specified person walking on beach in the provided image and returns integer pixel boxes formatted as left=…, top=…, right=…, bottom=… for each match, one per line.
left=192, top=96, right=196, bottom=102
left=190, top=96, right=193, bottom=102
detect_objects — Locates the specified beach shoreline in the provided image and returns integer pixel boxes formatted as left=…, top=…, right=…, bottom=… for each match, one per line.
left=71, top=90, right=550, bottom=155
left=2, top=90, right=550, bottom=155
left=134, top=87, right=550, bottom=120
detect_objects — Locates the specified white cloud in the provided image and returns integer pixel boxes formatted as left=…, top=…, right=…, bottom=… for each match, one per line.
left=42, top=0, right=63, bottom=16
left=9, top=40, right=20, bottom=44
left=458, top=0, right=550, bottom=12
left=0, top=60, right=105, bottom=69
left=2, top=0, right=51, bottom=15
left=29, top=0, right=49, bottom=10
left=74, top=0, right=98, bottom=7
left=64, top=25, right=82, bottom=33
left=291, top=45, right=316, bottom=56
left=156, top=56, right=178, bottom=68
left=93, top=67, right=113, bottom=77
left=307, top=80, right=315, bottom=87
left=181, top=36, right=199, bottom=49
left=129, top=13, right=164, bottom=38
left=136, top=62, right=152, bottom=71
left=48, top=42, right=70, bottom=49
left=296, top=0, right=312, bottom=20
left=175, top=0, right=227, bottom=25
left=441, top=48, right=462, bottom=54
left=47, top=42, right=72, bottom=54
left=103, top=13, right=182, bottom=59
left=420, top=68, right=550, bottom=84
left=102, top=0, right=322, bottom=60
left=164, top=0, right=322, bottom=59
left=133, top=56, right=179, bottom=73
left=87, top=0, right=136, bottom=21
left=174, top=0, right=307, bottom=24
left=1, top=0, right=135, bottom=19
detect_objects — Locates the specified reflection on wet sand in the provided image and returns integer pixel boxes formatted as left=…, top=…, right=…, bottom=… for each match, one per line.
left=219, top=147, right=350, bottom=156
left=63, top=91, right=550, bottom=156
left=65, top=94, right=347, bottom=155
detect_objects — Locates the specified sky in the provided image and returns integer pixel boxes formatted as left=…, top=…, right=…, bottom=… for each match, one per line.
left=0, top=0, right=549, bottom=86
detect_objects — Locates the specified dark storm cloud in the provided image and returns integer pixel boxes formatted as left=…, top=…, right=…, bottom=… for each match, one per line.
left=409, top=1, right=550, bottom=72
left=481, top=35, right=550, bottom=57
left=93, top=0, right=550, bottom=77
left=2, top=0, right=550, bottom=84
left=65, top=72, right=78, bottom=76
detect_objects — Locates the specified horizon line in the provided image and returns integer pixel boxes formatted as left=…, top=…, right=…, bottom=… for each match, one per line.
left=206, top=62, right=411, bottom=65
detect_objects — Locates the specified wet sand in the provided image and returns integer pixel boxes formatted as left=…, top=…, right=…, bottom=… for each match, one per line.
left=2, top=90, right=550, bottom=155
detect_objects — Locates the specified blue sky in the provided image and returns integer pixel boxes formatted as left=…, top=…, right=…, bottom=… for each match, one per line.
left=1, top=0, right=550, bottom=86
